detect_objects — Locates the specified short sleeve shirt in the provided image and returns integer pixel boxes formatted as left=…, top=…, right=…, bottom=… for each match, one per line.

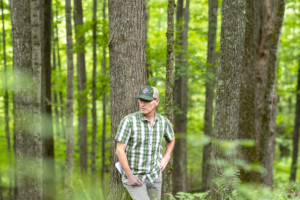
left=115, top=111, right=174, bottom=183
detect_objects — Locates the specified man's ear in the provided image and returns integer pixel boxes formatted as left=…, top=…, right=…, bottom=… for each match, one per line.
left=156, top=99, right=160, bottom=106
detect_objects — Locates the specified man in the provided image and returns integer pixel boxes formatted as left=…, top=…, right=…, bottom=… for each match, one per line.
left=115, top=86, right=175, bottom=200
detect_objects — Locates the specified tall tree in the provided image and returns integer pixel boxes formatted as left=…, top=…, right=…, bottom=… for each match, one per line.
left=41, top=0, right=56, bottom=199
left=91, top=0, right=98, bottom=177
left=162, top=0, right=175, bottom=199
left=52, top=45, right=60, bottom=136
left=107, top=0, right=148, bottom=199
left=74, top=0, right=88, bottom=173
left=64, top=0, right=75, bottom=198
left=2, top=0, right=10, bottom=151
left=201, top=0, right=218, bottom=192
left=259, top=0, right=286, bottom=186
left=10, top=0, right=44, bottom=199
left=237, top=0, right=260, bottom=183
left=290, top=58, right=300, bottom=181
left=210, top=0, right=258, bottom=197
left=101, top=0, right=108, bottom=182
left=54, top=1, right=65, bottom=137
left=173, top=0, right=189, bottom=194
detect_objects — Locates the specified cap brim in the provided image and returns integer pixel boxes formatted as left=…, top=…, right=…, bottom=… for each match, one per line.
left=136, top=94, right=154, bottom=100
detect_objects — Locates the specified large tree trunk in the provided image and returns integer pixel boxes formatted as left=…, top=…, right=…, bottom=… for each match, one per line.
left=64, top=0, right=75, bottom=198
left=162, top=0, right=175, bottom=199
left=42, top=0, right=56, bottom=199
left=201, top=0, right=218, bottom=192
left=161, top=0, right=176, bottom=200
left=10, top=0, right=44, bottom=199
left=259, top=0, right=286, bottom=187
left=237, top=0, right=260, bottom=183
left=108, top=0, right=147, bottom=199
left=101, top=0, right=108, bottom=183
left=210, top=0, right=258, bottom=198
left=173, top=0, right=189, bottom=194
left=290, top=58, right=300, bottom=181
left=91, top=0, right=98, bottom=177
left=74, top=0, right=88, bottom=173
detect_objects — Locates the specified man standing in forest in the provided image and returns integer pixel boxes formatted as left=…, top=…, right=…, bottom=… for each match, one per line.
left=115, top=86, right=175, bottom=200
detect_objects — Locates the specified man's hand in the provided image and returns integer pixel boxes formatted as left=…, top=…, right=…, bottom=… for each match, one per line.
left=127, top=174, right=143, bottom=186
left=160, top=154, right=171, bottom=171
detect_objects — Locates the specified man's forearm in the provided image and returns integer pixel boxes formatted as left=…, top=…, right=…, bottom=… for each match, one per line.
left=164, top=138, right=175, bottom=157
left=116, top=149, right=133, bottom=177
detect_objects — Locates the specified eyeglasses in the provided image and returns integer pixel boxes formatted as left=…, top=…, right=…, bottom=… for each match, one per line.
left=138, top=98, right=157, bottom=104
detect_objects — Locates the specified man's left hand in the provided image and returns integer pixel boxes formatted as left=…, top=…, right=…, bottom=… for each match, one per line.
left=160, top=154, right=171, bottom=171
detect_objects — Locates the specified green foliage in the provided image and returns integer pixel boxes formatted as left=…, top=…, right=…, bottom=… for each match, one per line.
left=1, top=0, right=300, bottom=199
left=168, top=191, right=209, bottom=200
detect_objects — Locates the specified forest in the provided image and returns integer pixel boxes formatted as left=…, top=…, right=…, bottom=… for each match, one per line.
left=0, top=0, right=300, bottom=199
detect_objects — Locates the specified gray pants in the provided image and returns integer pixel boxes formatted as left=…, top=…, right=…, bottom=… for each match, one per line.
left=122, top=174, right=162, bottom=200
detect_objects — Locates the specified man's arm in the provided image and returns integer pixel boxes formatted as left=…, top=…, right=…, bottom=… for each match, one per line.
left=116, top=142, right=143, bottom=186
left=159, top=138, right=175, bottom=171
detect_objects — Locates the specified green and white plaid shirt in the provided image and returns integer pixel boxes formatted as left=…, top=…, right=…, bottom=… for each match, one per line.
left=115, top=111, right=174, bottom=183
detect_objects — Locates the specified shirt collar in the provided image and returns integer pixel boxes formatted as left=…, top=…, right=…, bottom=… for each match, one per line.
left=138, top=111, right=159, bottom=122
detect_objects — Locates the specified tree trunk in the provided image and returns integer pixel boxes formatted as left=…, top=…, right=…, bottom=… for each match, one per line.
left=259, top=0, right=286, bottom=187
left=201, top=0, right=218, bottom=192
left=10, top=0, right=44, bottom=199
left=2, top=2, right=13, bottom=198
left=2, top=0, right=10, bottom=151
left=52, top=46, right=61, bottom=137
left=237, top=0, right=260, bottom=183
left=101, top=0, right=108, bottom=183
left=162, top=0, right=175, bottom=199
left=54, top=2, right=65, bottom=138
left=74, top=0, right=88, bottom=173
left=108, top=0, right=147, bottom=199
left=173, top=0, right=188, bottom=194
left=64, top=0, right=75, bottom=198
left=290, top=58, right=300, bottom=181
left=42, top=0, right=56, bottom=199
left=210, top=0, right=258, bottom=198
left=91, top=0, right=98, bottom=177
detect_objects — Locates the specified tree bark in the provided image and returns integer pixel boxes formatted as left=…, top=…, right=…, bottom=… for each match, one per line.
left=237, top=0, right=260, bottom=183
left=74, top=0, right=88, bottom=173
left=201, top=0, right=218, bottom=192
left=290, top=58, right=300, bottom=181
left=10, top=0, right=44, bottom=199
left=41, top=0, right=56, bottom=199
left=91, top=0, right=98, bottom=177
left=108, top=0, right=147, bottom=199
left=210, top=0, right=258, bottom=198
left=259, top=0, right=286, bottom=187
left=162, top=0, right=175, bottom=199
left=64, top=0, right=75, bottom=198
left=173, top=0, right=188, bottom=194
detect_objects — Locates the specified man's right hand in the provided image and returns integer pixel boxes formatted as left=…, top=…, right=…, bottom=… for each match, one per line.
left=127, top=174, right=143, bottom=186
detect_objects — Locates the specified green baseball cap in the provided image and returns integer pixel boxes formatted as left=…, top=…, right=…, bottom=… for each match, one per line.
left=137, top=86, right=159, bottom=100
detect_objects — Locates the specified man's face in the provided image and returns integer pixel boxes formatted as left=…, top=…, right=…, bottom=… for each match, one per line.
left=138, top=98, right=159, bottom=116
